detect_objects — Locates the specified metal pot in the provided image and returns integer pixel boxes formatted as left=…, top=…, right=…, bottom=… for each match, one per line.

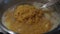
left=0, top=0, right=60, bottom=34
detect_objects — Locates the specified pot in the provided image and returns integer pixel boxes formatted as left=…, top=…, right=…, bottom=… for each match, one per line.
left=0, top=0, right=60, bottom=34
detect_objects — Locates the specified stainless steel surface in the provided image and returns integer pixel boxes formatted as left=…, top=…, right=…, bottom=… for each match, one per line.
left=0, top=0, right=60, bottom=34
left=0, top=23, right=16, bottom=34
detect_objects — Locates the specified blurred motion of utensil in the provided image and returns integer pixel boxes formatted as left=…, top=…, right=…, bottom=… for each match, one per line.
left=41, top=0, right=59, bottom=8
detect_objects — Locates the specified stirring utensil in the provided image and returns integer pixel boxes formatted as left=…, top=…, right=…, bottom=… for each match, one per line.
left=41, top=0, right=59, bottom=8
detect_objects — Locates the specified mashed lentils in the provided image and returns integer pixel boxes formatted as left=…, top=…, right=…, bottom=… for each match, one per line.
left=4, top=5, right=52, bottom=34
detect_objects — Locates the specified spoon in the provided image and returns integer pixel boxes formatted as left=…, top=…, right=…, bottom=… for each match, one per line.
left=41, top=0, right=59, bottom=8
left=33, top=0, right=59, bottom=9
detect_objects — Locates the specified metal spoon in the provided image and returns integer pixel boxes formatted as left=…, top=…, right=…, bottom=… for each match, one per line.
left=41, top=0, right=59, bottom=8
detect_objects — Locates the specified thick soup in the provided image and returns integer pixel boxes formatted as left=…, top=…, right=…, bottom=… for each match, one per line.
left=4, top=5, right=52, bottom=34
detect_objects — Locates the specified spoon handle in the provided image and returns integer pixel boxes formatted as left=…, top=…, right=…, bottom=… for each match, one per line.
left=42, top=0, right=59, bottom=8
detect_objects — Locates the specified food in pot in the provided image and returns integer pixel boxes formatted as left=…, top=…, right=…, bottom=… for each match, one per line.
left=3, top=5, right=52, bottom=34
